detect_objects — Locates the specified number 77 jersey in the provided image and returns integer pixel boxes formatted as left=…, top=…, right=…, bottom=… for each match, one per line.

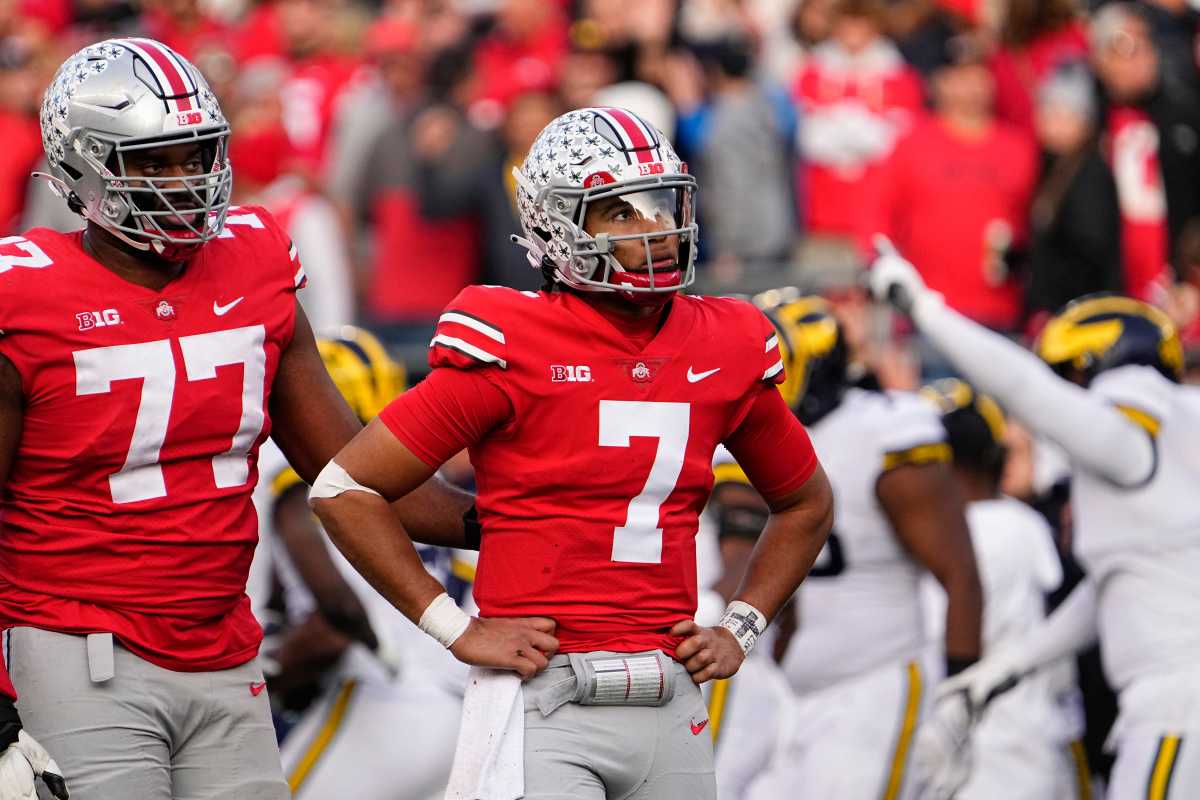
left=405, top=285, right=813, bottom=656
left=0, top=207, right=304, bottom=673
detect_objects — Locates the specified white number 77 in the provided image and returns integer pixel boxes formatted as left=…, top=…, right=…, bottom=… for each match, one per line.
left=74, top=326, right=267, bottom=504
left=599, top=400, right=690, bottom=564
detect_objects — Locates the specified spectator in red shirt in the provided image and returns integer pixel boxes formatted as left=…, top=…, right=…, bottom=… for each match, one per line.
left=138, top=0, right=229, bottom=60
left=0, top=37, right=43, bottom=234
left=794, top=0, right=924, bottom=252
left=473, top=0, right=567, bottom=112
left=881, top=33, right=1038, bottom=332
left=989, top=0, right=1089, bottom=134
left=1091, top=3, right=1200, bottom=302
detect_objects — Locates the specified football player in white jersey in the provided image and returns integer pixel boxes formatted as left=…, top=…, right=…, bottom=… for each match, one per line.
left=734, top=292, right=984, bottom=799
left=872, top=240, right=1200, bottom=800
left=260, top=328, right=469, bottom=800
left=920, top=380, right=1088, bottom=800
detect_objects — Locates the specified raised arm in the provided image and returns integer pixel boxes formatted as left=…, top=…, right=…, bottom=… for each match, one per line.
left=869, top=239, right=1156, bottom=487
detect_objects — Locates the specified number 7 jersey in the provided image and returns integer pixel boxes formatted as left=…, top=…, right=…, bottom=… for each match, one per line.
left=0, top=207, right=304, bottom=674
left=385, top=286, right=817, bottom=656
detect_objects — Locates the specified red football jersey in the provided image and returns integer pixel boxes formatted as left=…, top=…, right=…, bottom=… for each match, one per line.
left=0, top=206, right=304, bottom=699
left=385, top=287, right=817, bottom=655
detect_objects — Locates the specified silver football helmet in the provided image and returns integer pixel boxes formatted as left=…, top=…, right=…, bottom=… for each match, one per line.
left=38, top=38, right=232, bottom=259
left=512, top=107, right=698, bottom=297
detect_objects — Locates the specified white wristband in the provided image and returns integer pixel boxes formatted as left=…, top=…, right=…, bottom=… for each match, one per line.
left=719, top=601, right=767, bottom=657
left=418, top=592, right=471, bottom=648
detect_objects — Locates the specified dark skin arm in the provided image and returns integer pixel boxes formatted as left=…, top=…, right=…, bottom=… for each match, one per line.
left=273, top=486, right=378, bottom=650
left=269, top=301, right=477, bottom=549
left=674, top=464, right=834, bottom=684
left=877, top=462, right=983, bottom=664
left=310, top=418, right=559, bottom=680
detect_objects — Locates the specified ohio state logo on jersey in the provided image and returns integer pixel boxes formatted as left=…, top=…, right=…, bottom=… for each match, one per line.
left=619, top=358, right=667, bottom=383
left=155, top=300, right=176, bottom=321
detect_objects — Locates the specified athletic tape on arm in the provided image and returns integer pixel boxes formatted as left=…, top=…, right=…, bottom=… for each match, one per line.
left=308, top=460, right=383, bottom=501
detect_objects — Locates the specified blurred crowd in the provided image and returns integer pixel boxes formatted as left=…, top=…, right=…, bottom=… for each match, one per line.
left=6, top=0, right=1200, bottom=375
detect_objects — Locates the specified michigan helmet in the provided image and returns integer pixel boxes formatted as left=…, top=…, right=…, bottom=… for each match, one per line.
left=1035, top=294, right=1183, bottom=384
left=920, top=379, right=1007, bottom=480
left=754, top=289, right=848, bottom=426
left=38, top=38, right=232, bottom=259
left=317, top=327, right=407, bottom=423
left=512, top=107, right=698, bottom=299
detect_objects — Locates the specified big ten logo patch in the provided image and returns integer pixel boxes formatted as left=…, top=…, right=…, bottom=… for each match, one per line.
left=550, top=364, right=592, bottom=383
left=77, top=309, right=122, bottom=331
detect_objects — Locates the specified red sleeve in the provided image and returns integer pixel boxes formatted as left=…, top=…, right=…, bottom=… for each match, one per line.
left=378, top=367, right=513, bottom=468
left=723, top=383, right=819, bottom=502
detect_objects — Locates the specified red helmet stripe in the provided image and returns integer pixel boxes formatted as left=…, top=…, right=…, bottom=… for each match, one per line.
left=601, top=107, right=654, bottom=164
left=121, top=39, right=194, bottom=111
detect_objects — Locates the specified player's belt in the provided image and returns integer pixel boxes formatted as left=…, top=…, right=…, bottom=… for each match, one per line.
left=531, top=650, right=677, bottom=715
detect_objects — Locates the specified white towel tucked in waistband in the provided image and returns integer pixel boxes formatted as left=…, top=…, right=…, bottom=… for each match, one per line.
left=444, top=667, right=524, bottom=800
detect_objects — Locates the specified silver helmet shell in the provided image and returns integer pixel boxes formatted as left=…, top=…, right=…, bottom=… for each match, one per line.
left=512, top=107, right=698, bottom=296
left=39, top=38, right=232, bottom=257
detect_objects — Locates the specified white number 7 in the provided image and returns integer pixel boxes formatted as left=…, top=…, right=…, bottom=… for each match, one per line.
left=599, top=400, right=690, bottom=564
left=74, top=326, right=267, bottom=504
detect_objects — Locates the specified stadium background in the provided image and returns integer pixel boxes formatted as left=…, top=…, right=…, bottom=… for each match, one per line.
left=4, top=0, right=1199, bottom=793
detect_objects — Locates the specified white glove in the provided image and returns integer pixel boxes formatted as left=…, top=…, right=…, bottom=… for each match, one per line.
left=912, top=688, right=972, bottom=800
left=938, top=648, right=1026, bottom=717
left=0, top=730, right=69, bottom=800
left=867, top=235, right=936, bottom=315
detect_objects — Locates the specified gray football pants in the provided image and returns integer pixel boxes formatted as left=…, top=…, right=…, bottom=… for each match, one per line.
left=4, top=626, right=288, bottom=800
left=521, top=655, right=717, bottom=800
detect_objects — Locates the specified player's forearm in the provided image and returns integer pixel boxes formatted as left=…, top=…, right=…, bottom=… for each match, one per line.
left=312, top=491, right=448, bottom=624
left=941, top=566, right=984, bottom=665
left=910, top=294, right=1153, bottom=484
left=1008, top=579, right=1099, bottom=673
left=389, top=474, right=477, bottom=549
left=733, top=470, right=834, bottom=621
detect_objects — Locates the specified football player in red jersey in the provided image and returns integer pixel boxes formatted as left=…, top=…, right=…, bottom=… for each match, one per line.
left=311, top=108, right=835, bottom=799
left=0, top=39, right=476, bottom=800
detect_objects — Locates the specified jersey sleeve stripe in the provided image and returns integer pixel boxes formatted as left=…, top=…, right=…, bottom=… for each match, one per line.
left=763, top=359, right=784, bottom=380
left=1115, top=404, right=1161, bottom=438
left=288, top=241, right=298, bottom=262
left=881, top=442, right=952, bottom=472
left=439, top=311, right=506, bottom=344
left=293, top=264, right=306, bottom=288
left=765, top=335, right=778, bottom=353
left=430, top=334, right=508, bottom=369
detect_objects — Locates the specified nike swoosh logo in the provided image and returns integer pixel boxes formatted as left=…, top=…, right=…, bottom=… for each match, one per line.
left=690, top=718, right=709, bottom=736
left=213, top=297, right=244, bottom=316
left=249, top=681, right=267, bottom=697
left=686, top=367, right=721, bottom=383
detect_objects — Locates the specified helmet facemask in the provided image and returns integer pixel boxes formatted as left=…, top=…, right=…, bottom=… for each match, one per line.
left=76, top=127, right=232, bottom=259
left=518, top=170, right=698, bottom=299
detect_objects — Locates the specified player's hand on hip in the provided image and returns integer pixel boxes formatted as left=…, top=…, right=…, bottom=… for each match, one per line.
left=671, top=620, right=745, bottom=685
left=912, top=687, right=972, bottom=800
left=0, top=730, right=70, bottom=800
left=449, top=616, right=559, bottom=680
left=867, top=235, right=930, bottom=315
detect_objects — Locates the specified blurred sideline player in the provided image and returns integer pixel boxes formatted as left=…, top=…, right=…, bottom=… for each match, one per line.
left=0, top=38, right=475, bottom=800
left=260, top=327, right=467, bottom=800
left=721, top=292, right=983, bottom=800
left=309, top=107, right=835, bottom=800
left=872, top=241, right=1200, bottom=799
left=920, top=380, right=1088, bottom=800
